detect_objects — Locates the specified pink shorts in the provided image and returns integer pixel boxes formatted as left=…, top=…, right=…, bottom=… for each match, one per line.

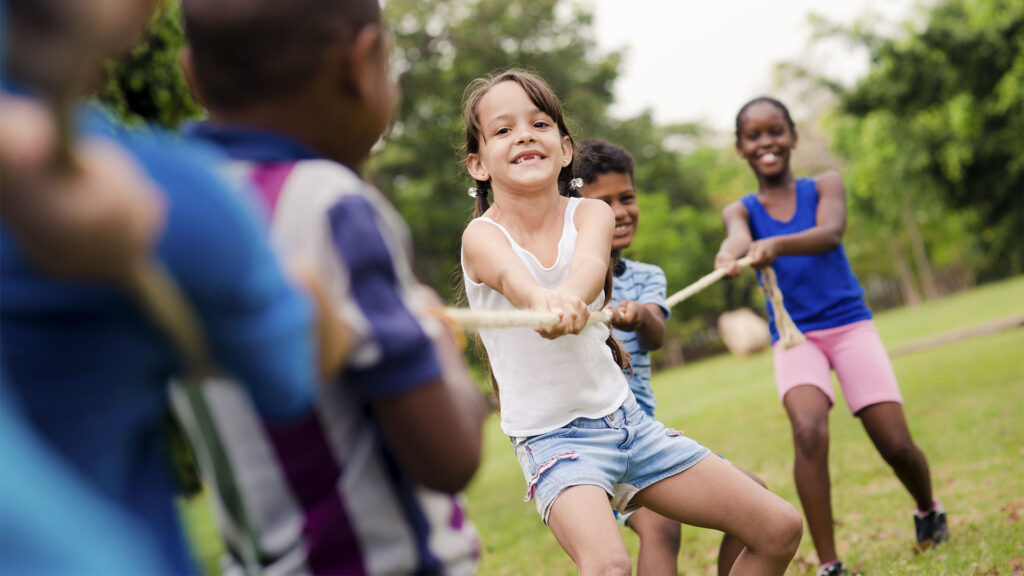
left=773, top=320, right=902, bottom=415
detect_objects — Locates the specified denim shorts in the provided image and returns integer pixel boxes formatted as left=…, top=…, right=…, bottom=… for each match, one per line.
left=511, top=393, right=710, bottom=524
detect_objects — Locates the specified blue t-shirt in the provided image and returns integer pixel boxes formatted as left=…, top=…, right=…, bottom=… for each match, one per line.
left=0, top=380, right=171, bottom=575
left=740, top=177, right=872, bottom=342
left=611, top=258, right=670, bottom=417
left=0, top=104, right=317, bottom=573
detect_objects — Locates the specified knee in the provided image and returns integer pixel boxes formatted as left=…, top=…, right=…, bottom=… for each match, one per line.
left=579, top=552, right=632, bottom=576
left=742, top=500, right=803, bottom=563
left=791, top=418, right=829, bottom=457
left=753, top=502, right=803, bottom=562
left=774, top=504, right=804, bottom=558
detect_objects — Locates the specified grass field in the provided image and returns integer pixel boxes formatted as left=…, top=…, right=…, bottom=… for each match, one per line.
left=182, top=276, right=1024, bottom=575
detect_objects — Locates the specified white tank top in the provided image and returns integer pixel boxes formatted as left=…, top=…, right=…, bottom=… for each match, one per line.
left=462, top=197, right=629, bottom=437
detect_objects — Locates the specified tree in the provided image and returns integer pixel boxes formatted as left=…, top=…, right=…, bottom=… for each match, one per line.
left=371, top=0, right=622, bottom=295
left=831, top=0, right=1023, bottom=283
left=98, top=1, right=201, bottom=129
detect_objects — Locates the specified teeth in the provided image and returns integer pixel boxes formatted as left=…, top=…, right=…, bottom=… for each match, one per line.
left=762, top=153, right=777, bottom=162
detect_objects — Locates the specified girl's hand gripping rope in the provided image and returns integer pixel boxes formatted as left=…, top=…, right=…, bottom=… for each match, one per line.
left=530, top=287, right=590, bottom=339
left=745, top=238, right=781, bottom=269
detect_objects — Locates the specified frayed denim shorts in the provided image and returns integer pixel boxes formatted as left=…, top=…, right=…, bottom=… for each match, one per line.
left=510, top=393, right=710, bottom=524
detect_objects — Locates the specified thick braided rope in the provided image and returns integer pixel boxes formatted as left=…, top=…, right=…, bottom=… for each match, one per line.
left=442, top=255, right=805, bottom=349
left=665, top=256, right=753, bottom=308
left=756, top=265, right=806, bottom=349
left=442, top=307, right=614, bottom=331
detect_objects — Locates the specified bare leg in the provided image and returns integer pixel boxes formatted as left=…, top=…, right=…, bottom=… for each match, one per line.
left=547, top=484, right=632, bottom=576
left=626, top=507, right=680, bottom=576
left=634, top=455, right=802, bottom=575
left=857, top=402, right=934, bottom=510
left=717, top=468, right=767, bottom=576
left=783, top=385, right=837, bottom=565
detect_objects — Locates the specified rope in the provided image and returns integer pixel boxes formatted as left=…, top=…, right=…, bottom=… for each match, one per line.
left=665, top=256, right=753, bottom=308
left=441, top=307, right=613, bottom=331
left=757, top=266, right=805, bottom=349
left=441, top=255, right=806, bottom=349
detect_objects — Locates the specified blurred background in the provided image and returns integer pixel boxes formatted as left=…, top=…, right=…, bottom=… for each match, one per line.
left=100, top=0, right=1022, bottom=366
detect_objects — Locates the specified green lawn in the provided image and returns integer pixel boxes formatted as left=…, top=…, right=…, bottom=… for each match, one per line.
left=182, top=276, right=1024, bottom=575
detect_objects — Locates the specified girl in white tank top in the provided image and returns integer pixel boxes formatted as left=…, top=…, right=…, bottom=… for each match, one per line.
left=458, top=70, right=803, bottom=575
left=463, top=196, right=628, bottom=437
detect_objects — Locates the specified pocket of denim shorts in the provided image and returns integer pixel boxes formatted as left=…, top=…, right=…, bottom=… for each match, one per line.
left=519, top=425, right=577, bottom=462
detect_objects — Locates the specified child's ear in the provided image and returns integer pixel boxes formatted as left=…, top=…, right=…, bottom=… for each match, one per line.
left=178, top=46, right=208, bottom=109
left=560, top=135, right=573, bottom=167
left=466, top=153, right=488, bottom=182
left=345, top=24, right=385, bottom=101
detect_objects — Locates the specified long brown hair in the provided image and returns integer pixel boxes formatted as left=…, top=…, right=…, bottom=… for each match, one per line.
left=460, top=69, right=630, bottom=401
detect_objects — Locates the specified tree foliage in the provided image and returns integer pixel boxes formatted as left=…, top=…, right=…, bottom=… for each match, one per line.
left=97, top=1, right=201, bottom=129
left=831, top=0, right=1023, bottom=282
left=372, top=0, right=622, bottom=293
left=96, top=0, right=1021, bottom=361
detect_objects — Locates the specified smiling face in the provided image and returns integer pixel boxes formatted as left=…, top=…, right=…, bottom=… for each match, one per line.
left=736, top=101, right=797, bottom=180
left=466, top=81, right=572, bottom=195
left=581, top=171, right=638, bottom=252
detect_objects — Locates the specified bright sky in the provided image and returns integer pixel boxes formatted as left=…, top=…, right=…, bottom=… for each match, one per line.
left=588, top=0, right=916, bottom=132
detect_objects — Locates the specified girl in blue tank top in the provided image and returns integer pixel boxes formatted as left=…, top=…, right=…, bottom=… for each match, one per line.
left=715, top=97, right=947, bottom=576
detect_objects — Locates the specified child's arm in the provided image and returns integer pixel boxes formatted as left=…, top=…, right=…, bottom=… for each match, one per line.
left=329, top=199, right=485, bottom=494
left=746, top=172, right=847, bottom=267
left=370, top=286, right=487, bottom=494
left=462, top=219, right=589, bottom=338
left=563, top=198, right=616, bottom=304
left=715, top=200, right=753, bottom=277
left=612, top=301, right=667, bottom=351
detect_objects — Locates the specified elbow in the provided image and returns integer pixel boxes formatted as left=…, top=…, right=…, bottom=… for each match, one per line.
left=824, top=231, right=843, bottom=252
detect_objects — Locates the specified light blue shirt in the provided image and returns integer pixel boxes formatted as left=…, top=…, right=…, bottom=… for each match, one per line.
left=611, top=258, right=670, bottom=416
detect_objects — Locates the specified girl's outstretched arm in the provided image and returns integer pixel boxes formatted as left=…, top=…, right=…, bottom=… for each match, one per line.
left=716, top=200, right=753, bottom=277
left=562, top=198, right=615, bottom=303
left=462, top=220, right=587, bottom=338
left=747, top=171, right=847, bottom=267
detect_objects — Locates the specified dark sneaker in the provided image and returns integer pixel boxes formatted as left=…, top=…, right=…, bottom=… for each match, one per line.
left=914, top=501, right=949, bottom=551
left=817, top=561, right=847, bottom=576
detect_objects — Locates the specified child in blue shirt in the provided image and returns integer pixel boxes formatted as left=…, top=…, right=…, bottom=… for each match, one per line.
left=717, top=97, right=946, bottom=576
left=2, top=2, right=320, bottom=572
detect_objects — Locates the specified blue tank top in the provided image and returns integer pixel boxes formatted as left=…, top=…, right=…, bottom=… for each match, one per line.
left=741, top=178, right=871, bottom=341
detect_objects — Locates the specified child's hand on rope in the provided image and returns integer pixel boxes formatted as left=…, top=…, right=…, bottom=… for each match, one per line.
left=0, top=96, right=166, bottom=286
left=531, top=288, right=589, bottom=339
left=286, top=261, right=353, bottom=382
left=747, top=238, right=780, bottom=268
left=611, top=300, right=646, bottom=331
left=714, top=251, right=745, bottom=277
left=418, top=286, right=468, bottom=352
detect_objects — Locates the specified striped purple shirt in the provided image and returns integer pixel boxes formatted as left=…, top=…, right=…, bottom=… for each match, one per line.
left=177, top=125, right=479, bottom=575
